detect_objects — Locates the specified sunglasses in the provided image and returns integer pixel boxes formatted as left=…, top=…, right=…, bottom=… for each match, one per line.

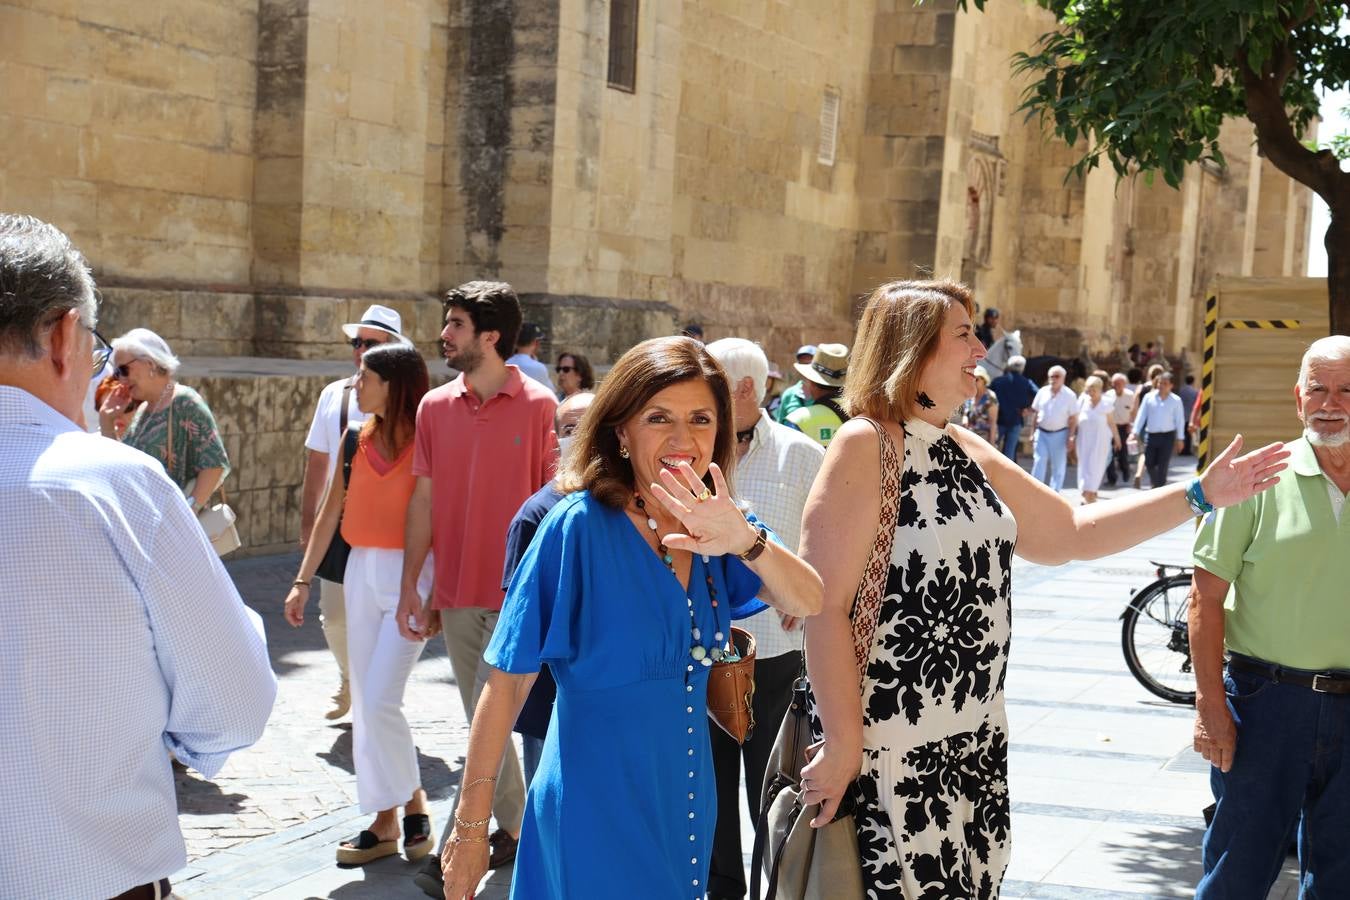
left=349, top=337, right=383, bottom=350
left=556, top=365, right=576, bottom=374
left=114, top=360, right=140, bottom=379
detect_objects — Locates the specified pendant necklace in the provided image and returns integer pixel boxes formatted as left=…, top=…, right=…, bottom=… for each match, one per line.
left=634, top=494, right=735, bottom=667
left=152, top=380, right=176, bottom=413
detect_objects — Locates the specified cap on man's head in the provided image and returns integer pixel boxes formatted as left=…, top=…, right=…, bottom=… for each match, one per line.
left=795, top=344, right=817, bottom=358
left=1006, top=355, right=1026, bottom=371
left=518, top=322, right=544, bottom=345
left=342, top=304, right=403, bottom=339
left=795, top=343, right=849, bottom=388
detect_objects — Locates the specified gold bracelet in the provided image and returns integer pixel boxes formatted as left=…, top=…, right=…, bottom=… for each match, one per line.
left=450, top=832, right=488, bottom=844
left=462, top=775, right=498, bottom=791
left=454, top=813, right=491, bottom=830
left=292, top=578, right=311, bottom=589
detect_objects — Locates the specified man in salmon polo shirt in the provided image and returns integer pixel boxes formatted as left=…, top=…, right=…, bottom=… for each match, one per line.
left=397, top=281, right=558, bottom=894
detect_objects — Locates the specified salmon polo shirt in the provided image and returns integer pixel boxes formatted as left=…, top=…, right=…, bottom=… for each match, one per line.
left=414, top=366, right=558, bottom=611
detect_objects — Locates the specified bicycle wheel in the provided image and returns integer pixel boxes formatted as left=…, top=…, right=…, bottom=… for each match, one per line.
left=1121, top=573, right=1196, bottom=705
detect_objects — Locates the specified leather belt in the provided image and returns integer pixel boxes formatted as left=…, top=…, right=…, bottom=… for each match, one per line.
left=1228, top=654, right=1350, bottom=695
left=1037, top=426, right=1067, bottom=433
left=110, top=878, right=171, bottom=900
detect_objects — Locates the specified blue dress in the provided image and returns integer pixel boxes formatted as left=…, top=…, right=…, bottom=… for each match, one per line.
left=485, top=491, right=767, bottom=899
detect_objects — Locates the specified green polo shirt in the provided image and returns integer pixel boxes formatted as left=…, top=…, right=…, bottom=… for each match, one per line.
left=1192, top=438, right=1350, bottom=670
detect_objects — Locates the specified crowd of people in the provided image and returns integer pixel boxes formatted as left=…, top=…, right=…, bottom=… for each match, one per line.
left=5, top=213, right=1346, bottom=900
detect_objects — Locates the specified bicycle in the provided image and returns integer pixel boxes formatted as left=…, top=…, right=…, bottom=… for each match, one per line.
left=1120, top=562, right=1196, bottom=705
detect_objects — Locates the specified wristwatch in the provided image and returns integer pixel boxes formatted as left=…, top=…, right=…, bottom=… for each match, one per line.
left=737, top=524, right=769, bottom=562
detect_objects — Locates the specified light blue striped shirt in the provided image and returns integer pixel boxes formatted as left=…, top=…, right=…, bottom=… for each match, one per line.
left=0, top=387, right=276, bottom=899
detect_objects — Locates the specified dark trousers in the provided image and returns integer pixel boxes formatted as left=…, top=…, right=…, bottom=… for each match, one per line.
left=1106, top=424, right=1131, bottom=484
left=707, top=650, right=801, bottom=898
left=1144, top=430, right=1176, bottom=488
left=1196, top=663, right=1350, bottom=898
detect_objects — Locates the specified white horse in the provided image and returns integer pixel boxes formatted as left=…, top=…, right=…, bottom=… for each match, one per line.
left=978, top=329, right=1022, bottom=379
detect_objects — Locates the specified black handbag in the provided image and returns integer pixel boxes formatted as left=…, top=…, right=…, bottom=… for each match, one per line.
left=315, top=383, right=358, bottom=582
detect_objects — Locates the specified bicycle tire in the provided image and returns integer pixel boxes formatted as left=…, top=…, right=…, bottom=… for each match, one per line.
left=1121, top=573, right=1196, bottom=705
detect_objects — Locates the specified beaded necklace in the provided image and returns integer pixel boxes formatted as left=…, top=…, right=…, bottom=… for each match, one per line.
left=634, top=494, right=736, bottom=667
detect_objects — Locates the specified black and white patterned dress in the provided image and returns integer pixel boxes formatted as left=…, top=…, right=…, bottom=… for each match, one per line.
left=848, top=417, right=1017, bottom=898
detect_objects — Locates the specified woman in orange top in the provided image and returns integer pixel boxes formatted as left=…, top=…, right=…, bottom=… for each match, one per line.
left=284, top=342, right=434, bottom=867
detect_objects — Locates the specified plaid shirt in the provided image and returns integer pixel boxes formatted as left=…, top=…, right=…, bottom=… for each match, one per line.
left=734, top=411, right=825, bottom=657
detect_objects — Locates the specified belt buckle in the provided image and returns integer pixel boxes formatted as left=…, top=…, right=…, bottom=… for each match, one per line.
left=1311, top=673, right=1331, bottom=693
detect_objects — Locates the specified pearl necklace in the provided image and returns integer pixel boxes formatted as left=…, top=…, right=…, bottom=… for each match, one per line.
left=634, top=494, right=734, bottom=667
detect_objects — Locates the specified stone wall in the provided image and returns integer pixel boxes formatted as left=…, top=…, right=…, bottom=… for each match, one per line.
left=3, top=0, right=1319, bottom=496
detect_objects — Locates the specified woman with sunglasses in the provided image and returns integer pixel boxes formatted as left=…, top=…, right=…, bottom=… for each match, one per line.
left=554, top=351, right=594, bottom=399
left=284, top=342, right=436, bottom=867
left=98, top=328, right=228, bottom=513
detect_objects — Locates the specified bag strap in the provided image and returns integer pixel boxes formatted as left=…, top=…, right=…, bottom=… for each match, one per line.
left=339, top=379, right=352, bottom=435
left=816, top=395, right=850, bottom=424
left=341, top=423, right=359, bottom=488
left=165, top=393, right=175, bottom=471
left=848, top=417, right=904, bottom=684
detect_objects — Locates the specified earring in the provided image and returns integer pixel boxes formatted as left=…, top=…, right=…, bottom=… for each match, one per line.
left=619, top=446, right=630, bottom=459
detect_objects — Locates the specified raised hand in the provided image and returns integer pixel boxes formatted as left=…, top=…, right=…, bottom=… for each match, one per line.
left=1198, top=435, right=1290, bottom=509
left=650, top=461, right=756, bottom=557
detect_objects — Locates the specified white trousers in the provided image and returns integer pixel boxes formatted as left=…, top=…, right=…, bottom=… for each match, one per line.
left=344, top=546, right=431, bottom=814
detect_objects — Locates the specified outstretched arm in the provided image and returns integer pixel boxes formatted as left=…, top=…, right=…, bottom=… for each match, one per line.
left=951, top=426, right=1288, bottom=565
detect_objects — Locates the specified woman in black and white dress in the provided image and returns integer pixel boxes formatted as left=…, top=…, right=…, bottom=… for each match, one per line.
left=797, top=280, right=1289, bottom=898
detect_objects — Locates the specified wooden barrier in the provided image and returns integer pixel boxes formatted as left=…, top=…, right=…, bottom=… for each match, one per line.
left=1195, top=276, right=1329, bottom=471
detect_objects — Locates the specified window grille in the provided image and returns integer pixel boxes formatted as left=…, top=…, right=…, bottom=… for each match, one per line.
left=608, top=0, right=639, bottom=92
left=817, top=88, right=840, bottom=166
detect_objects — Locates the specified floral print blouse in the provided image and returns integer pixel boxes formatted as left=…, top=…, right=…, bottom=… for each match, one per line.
left=123, top=384, right=229, bottom=491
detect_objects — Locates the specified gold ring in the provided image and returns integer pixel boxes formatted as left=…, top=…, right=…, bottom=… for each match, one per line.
left=697, top=487, right=712, bottom=502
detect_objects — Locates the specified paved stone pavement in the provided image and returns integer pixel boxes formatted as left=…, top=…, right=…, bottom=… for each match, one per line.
left=175, top=452, right=1299, bottom=898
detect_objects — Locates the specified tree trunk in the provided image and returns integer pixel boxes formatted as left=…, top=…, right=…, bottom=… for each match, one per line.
left=1326, top=211, right=1350, bottom=336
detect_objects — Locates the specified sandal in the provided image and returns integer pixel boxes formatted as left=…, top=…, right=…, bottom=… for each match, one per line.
left=403, top=812, right=433, bottom=862
left=336, top=829, right=398, bottom=867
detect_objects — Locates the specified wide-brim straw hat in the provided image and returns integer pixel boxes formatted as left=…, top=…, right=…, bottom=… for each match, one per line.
left=794, top=342, right=849, bottom=388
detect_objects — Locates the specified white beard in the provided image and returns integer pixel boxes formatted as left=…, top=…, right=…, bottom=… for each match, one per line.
left=1304, top=419, right=1350, bottom=447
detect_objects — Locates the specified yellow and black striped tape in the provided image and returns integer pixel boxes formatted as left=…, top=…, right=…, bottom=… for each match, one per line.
left=1196, top=294, right=1218, bottom=472
left=1220, top=319, right=1301, bottom=330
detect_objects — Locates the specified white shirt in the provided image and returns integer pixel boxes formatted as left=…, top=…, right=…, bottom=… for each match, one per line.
left=734, top=411, right=826, bottom=658
left=304, top=376, right=370, bottom=478
left=0, top=387, right=276, bottom=898
left=1109, top=388, right=1135, bottom=425
left=1032, top=385, right=1078, bottom=431
left=1132, top=390, right=1186, bottom=436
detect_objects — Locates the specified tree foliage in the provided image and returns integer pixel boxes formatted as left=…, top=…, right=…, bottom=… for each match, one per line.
left=959, top=0, right=1350, bottom=332
left=958, top=1, right=1348, bottom=189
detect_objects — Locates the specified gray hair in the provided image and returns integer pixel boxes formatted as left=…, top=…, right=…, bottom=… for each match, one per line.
left=1299, top=335, right=1350, bottom=386
left=111, top=328, right=180, bottom=375
left=1006, top=355, right=1026, bottom=371
left=705, top=337, right=770, bottom=404
left=1048, top=365, right=1067, bottom=378
left=0, top=214, right=98, bottom=359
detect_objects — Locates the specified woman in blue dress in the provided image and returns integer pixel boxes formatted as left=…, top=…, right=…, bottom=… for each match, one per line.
left=439, top=337, right=824, bottom=899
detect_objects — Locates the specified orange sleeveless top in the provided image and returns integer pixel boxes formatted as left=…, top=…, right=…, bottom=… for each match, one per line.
left=341, top=438, right=416, bottom=549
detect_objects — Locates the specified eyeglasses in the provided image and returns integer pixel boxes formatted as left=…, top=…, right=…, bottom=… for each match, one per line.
left=88, top=327, right=112, bottom=376
left=350, top=337, right=384, bottom=350
left=114, top=361, right=138, bottom=379
left=556, top=365, right=575, bottom=374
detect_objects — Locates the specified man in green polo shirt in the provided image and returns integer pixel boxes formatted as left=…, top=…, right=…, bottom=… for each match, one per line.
left=1190, top=335, right=1350, bottom=899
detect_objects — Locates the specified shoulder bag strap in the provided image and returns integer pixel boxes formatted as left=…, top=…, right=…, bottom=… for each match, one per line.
left=339, top=379, right=351, bottom=435
left=341, top=423, right=359, bottom=487
left=165, top=394, right=175, bottom=471
left=848, top=417, right=904, bottom=685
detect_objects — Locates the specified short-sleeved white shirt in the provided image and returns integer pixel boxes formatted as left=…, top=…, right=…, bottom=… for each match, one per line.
left=1031, top=385, right=1078, bottom=431
left=304, top=377, right=369, bottom=478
